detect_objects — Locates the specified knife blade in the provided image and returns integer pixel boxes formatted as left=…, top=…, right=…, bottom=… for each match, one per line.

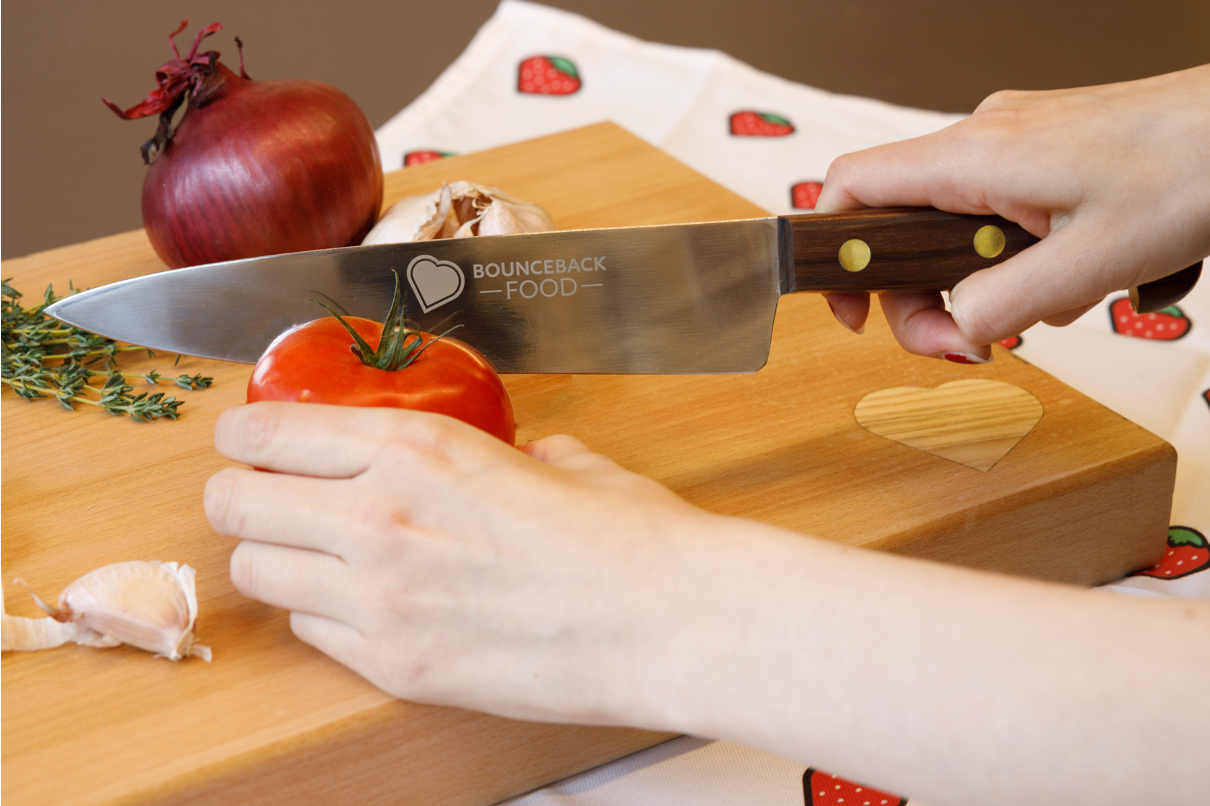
left=44, top=208, right=1200, bottom=374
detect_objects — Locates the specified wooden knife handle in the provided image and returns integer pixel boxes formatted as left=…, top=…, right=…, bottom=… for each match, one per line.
left=782, top=208, right=1035, bottom=293
left=781, top=209, right=1202, bottom=310
left=1129, top=260, right=1202, bottom=313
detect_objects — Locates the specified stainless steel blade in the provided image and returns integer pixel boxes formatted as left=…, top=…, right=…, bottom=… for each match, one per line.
left=46, top=219, right=784, bottom=374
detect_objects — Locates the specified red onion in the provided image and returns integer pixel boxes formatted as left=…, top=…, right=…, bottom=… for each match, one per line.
left=104, top=21, right=383, bottom=269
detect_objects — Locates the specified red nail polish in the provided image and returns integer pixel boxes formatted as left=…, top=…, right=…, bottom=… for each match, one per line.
left=941, top=351, right=991, bottom=364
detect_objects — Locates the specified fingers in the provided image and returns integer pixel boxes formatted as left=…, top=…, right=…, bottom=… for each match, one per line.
left=813, top=116, right=1058, bottom=241
left=521, top=433, right=592, bottom=465
left=204, top=466, right=358, bottom=553
left=1041, top=302, right=1097, bottom=328
left=821, top=292, right=870, bottom=335
left=287, top=613, right=415, bottom=706
left=815, top=128, right=998, bottom=217
left=813, top=72, right=1210, bottom=358
left=947, top=223, right=1119, bottom=343
left=289, top=612, right=369, bottom=675
left=814, top=138, right=939, bottom=214
left=214, top=402, right=390, bottom=477
left=208, top=402, right=541, bottom=555
left=520, top=434, right=624, bottom=476
left=229, top=539, right=357, bottom=622
left=878, top=292, right=991, bottom=361
left=216, top=401, right=518, bottom=479
left=878, top=224, right=1116, bottom=354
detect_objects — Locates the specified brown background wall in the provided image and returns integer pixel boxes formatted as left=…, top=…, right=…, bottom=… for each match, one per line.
left=3, top=0, right=1207, bottom=260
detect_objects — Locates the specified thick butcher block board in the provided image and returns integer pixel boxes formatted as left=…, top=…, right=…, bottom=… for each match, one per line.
left=2, top=123, right=1174, bottom=805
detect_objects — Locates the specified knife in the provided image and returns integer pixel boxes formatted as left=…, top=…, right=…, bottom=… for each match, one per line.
left=46, top=208, right=1200, bottom=374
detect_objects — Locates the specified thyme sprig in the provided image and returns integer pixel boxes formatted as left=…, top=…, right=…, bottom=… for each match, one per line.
left=2, top=279, right=212, bottom=422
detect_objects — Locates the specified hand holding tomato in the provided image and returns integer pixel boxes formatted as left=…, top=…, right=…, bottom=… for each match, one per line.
left=204, top=402, right=728, bottom=725
left=204, top=403, right=1210, bottom=806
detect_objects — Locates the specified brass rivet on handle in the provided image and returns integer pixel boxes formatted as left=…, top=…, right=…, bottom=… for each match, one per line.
left=974, top=225, right=1006, bottom=258
left=839, top=239, right=871, bottom=272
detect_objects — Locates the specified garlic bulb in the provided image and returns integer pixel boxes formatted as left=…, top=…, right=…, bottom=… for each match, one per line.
left=362, top=181, right=555, bottom=245
left=7, top=561, right=211, bottom=662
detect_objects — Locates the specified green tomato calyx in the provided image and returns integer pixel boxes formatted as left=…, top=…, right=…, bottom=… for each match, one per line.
left=309, top=270, right=457, bottom=371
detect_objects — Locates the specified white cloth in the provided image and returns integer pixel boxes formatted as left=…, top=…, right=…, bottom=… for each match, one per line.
left=377, top=2, right=1210, bottom=802
left=502, top=738, right=810, bottom=806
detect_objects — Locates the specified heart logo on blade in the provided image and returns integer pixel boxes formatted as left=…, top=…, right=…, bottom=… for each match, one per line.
left=406, top=255, right=465, bottom=313
left=854, top=379, right=1043, bottom=472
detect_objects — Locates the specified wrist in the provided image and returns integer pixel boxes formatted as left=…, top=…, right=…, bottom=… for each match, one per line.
left=612, top=513, right=826, bottom=740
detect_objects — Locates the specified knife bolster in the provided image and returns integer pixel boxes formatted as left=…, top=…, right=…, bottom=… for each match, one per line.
left=776, top=216, right=797, bottom=295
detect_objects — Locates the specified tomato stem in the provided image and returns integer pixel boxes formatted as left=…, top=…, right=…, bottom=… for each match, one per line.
left=308, top=270, right=455, bottom=372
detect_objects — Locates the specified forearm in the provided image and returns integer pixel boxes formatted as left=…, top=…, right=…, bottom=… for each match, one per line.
left=208, top=406, right=1208, bottom=805
left=629, top=516, right=1209, bottom=806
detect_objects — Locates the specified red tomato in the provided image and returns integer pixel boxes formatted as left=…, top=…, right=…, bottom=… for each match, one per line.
left=247, top=316, right=515, bottom=445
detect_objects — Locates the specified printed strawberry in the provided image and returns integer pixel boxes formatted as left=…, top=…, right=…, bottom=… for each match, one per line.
left=1204, top=388, right=1209, bottom=410
left=517, top=56, right=581, bottom=95
left=998, top=335, right=1023, bottom=350
left=1109, top=298, right=1191, bottom=341
left=803, top=768, right=906, bottom=806
left=1135, top=527, right=1209, bottom=580
left=791, top=181, right=824, bottom=210
left=730, top=110, right=795, bottom=137
left=403, top=150, right=455, bottom=167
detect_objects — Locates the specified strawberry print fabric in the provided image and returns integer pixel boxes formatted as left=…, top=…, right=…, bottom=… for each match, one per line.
left=403, top=149, right=455, bottom=166
left=1109, top=299, right=1192, bottom=341
left=791, top=181, right=824, bottom=210
left=381, top=2, right=1209, bottom=803
left=518, top=55, right=582, bottom=95
left=375, top=0, right=962, bottom=197
left=729, top=111, right=796, bottom=137
left=804, top=769, right=906, bottom=806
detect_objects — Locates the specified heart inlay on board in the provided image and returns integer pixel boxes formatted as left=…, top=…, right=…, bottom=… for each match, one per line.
left=854, top=379, right=1043, bottom=472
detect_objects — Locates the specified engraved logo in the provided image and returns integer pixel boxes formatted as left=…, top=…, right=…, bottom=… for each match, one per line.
left=406, top=255, right=465, bottom=313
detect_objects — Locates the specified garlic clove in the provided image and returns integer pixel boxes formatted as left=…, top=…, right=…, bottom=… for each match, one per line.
left=9, top=561, right=211, bottom=662
left=71, top=627, right=123, bottom=649
left=2, top=569, right=79, bottom=651
left=362, top=181, right=554, bottom=245
left=361, top=193, right=433, bottom=245
left=426, top=183, right=457, bottom=240
left=477, top=194, right=552, bottom=236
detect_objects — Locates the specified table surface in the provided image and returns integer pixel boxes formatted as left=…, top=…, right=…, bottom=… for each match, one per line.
left=1, top=123, right=1174, bottom=806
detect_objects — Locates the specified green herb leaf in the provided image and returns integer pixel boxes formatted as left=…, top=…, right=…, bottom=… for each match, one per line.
left=2, top=279, right=213, bottom=421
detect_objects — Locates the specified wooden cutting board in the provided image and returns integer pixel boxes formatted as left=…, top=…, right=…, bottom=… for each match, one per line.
left=1, top=122, right=1174, bottom=805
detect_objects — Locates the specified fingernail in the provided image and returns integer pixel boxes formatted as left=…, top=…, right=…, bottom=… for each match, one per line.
left=826, top=299, right=864, bottom=335
left=941, top=350, right=991, bottom=364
